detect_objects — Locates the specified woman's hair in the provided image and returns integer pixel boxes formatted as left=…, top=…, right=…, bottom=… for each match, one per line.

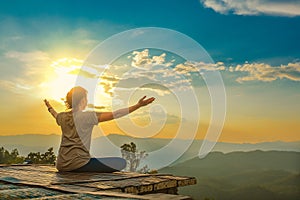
left=65, top=86, right=87, bottom=109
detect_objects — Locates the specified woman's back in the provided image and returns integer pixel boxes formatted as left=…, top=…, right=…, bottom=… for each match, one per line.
left=56, top=111, right=98, bottom=171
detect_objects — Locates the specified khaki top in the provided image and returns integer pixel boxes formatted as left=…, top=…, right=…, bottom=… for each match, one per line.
left=56, top=111, right=98, bottom=171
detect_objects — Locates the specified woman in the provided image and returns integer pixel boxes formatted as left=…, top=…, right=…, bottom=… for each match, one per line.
left=44, top=86, right=155, bottom=172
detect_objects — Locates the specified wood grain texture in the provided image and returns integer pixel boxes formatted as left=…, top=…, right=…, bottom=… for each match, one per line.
left=0, top=164, right=196, bottom=199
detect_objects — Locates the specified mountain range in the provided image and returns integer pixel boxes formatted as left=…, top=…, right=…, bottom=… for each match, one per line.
left=159, top=151, right=300, bottom=200
left=1, top=133, right=299, bottom=199
left=1, top=134, right=299, bottom=159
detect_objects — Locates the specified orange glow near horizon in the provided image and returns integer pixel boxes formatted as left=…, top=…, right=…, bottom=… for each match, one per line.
left=0, top=59, right=299, bottom=144
left=1, top=105, right=299, bottom=143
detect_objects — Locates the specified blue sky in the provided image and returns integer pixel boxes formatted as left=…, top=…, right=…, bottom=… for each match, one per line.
left=1, top=0, right=299, bottom=64
left=0, top=0, right=299, bottom=142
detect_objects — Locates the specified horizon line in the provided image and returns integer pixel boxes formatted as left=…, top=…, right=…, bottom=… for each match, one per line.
left=1, top=133, right=300, bottom=144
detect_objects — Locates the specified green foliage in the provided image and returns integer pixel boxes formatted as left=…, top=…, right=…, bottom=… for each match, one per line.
left=25, top=147, right=56, bottom=164
left=120, top=142, right=149, bottom=172
left=0, top=147, right=56, bottom=165
left=0, top=147, right=25, bottom=164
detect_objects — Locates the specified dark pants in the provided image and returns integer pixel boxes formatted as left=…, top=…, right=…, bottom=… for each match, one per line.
left=72, top=157, right=127, bottom=173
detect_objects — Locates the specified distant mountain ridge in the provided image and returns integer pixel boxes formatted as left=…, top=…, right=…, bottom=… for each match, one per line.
left=2, top=134, right=299, bottom=199
left=0, top=134, right=61, bottom=156
left=1, top=134, right=299, bottom=158
left=159, top=151, right=300, bottom=200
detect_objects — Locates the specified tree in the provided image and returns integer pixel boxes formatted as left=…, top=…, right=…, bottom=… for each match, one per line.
left=0, top=147, right=25, bottom=164
left=25, top=152, right=42, bottom=164
left=42, top=147, right=56, bottom=164
left=0, top=147, right=9, bottom=163
left=120, top=142, right=149, bottom=172
left=9, top=149, right=24, bottom=164
left=0, top=147, right=56, bottom=164
left=25, top=147, right=56, bottom=164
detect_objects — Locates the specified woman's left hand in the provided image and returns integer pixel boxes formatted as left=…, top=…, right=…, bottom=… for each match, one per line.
left=137, top=96, right=155, bottom=107
left=44, top=99, right=52, bottom=108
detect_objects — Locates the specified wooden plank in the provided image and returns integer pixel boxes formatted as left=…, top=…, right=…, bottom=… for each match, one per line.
left=26, top=193, right=97, bottom=200
left=0, top=168, right=59, bottom=185
left=51, top=172, right=173, bottom=185
left=75, top=176, right=179, bottom=194
left=153, top=179, right=177, bottom=191
left=0, top=165, right=177, bottom=186
left=49, top=184, right=100, bottom=193
left=143, top=193, right=193, bottom=200
left=0, top=182, right=21, bottom=190
left=7, top=165, right=57, bottom=172
left=0, top=187, right=62, bottom=199
left=0, top=165, right=196, bottom=198
left=0, top=181, right=143, bottom=199
left=156, top=175, right=197, bottom=187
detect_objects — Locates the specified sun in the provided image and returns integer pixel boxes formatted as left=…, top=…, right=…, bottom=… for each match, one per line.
left=43, top=58, right=84, bottom=102
left=42, top=57, right=110, bottom=107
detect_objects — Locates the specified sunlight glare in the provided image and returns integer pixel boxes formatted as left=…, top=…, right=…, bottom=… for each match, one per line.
left=45, top=58, right=84, bottom=102
left=43, top=57, right=111, bottom=107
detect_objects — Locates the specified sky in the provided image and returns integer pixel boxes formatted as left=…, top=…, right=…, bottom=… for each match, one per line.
left=0, top=0, right=299, bottom=143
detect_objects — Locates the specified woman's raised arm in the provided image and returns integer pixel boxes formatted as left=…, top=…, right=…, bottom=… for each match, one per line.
left=44, top=99, right=58, bottom=119
left=97, top=96, right=155, bottom=122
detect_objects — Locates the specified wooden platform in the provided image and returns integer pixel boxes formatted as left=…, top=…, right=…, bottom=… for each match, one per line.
left=0, top=164, right=196, bottom=199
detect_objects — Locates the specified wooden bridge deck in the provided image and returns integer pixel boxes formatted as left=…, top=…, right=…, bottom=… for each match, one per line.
left=0, top=164, right=196, bottom=199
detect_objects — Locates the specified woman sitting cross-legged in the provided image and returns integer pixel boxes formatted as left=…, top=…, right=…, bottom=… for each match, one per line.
left=44, top=86, right=155, bottom=172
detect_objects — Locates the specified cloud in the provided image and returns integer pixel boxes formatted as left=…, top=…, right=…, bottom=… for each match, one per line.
left=232, top=62, right=300, bottom=82
left=100, top=74, right=120, bottom=82
left=174, top=61, right=226, bottom=75
left=201, top=0, right=300, bottom=17
left=173, top=60, right=300, bottom=83
left=1, top=52, right=103, bottom=99
left=47, top=57, right=107, bottom=80
left=94, top=50, right=183, bottom=96
left=68, top=68, right=97, bottom=78
left=130, top=108, right=183, bottom=125
left=131, top=49, right=173, bottom=68
left=0, top=80, right=32, bottom=94
left=1, top=51, right=52, bottom=94
left=19, top=47, right=294, bottom=101
left=97, top=74, right=120, bottom=97
left=4, top=51, right=51, bottom=77
left=99, top=50, right=298, bottom=97
left=100, top=81, right=115, bottom=97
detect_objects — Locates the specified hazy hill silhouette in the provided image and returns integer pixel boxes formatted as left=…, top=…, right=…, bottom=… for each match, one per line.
left=159, top=151, right=300, bottom=200
left=1, top=133, right=300, bottom=159
left=0, top=134, right=61, bottom=156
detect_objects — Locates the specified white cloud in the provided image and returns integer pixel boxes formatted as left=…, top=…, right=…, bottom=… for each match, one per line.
left=201, top=0, right=300, bottom=17
left=174, top=60, right=300, bottom=83
left=174, top=61, right=226, bottom=75
left=1, top=51, right=103, bottom=100
left=0, top=80, right=32, bottom=94
left=232, top=62, right=300, bottom=82
left=2, top=51, right=52, bottom=93
left=12, top=47, right=293, bottom=101
left=131, top=49, right=173, bottom=68
left=94, top=49, right=187, bottom=96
